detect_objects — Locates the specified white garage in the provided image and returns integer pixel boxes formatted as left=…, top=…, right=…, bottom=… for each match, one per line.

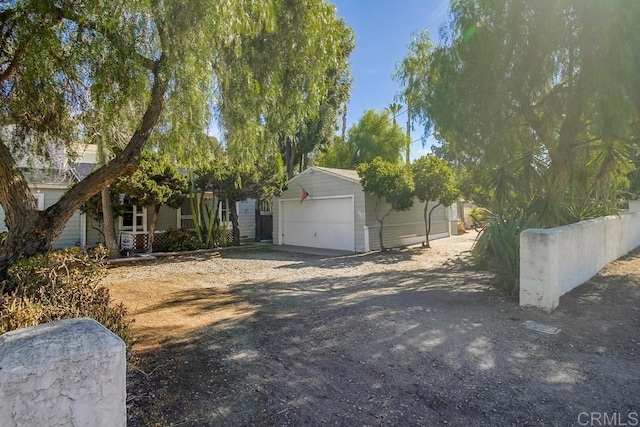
left=280, top=196, right=355, bottom=251
left=273, top=166, right=455, bottom=253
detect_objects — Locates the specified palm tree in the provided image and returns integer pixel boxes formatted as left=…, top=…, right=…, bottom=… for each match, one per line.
left=386, top=102, right=402, bottom=126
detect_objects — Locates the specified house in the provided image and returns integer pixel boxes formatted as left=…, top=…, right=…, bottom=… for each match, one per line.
left=0, top=143, right=96, bottom=249
left=0, top=140, right=264, bottom=250
left=86, top=196, right=261, bottom=251
left=273, top=166, right=458, bottom=252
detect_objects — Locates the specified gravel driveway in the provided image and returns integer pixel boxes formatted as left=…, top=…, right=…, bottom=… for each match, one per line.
left=105, top=233, right=640, bottom=426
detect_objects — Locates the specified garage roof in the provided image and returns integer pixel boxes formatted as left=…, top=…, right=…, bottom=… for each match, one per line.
left=293, top=166, right=361, bottom=184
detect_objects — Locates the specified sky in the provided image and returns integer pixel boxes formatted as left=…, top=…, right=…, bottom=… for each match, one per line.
left=329, top=0, right=450, bottom=160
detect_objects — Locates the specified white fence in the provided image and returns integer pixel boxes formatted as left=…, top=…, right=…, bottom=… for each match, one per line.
left=0, top=318, right=126, bottom=426
left=520, top=202, right=640, bottom=312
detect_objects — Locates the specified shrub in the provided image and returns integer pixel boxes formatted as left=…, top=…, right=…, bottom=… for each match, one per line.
left=163, top=227, right=204, bottom=252
left=0, top=246, right=133, bottom=345
left=471, top=210, right=539, bottom=297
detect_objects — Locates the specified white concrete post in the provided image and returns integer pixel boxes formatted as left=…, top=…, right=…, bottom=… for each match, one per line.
left=519, top=229, right=560, bottom=312
left=0, top=318, right=126, bottom=427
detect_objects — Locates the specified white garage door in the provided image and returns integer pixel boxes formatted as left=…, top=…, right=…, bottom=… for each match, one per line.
left=281, top=197, right=354, bottom=251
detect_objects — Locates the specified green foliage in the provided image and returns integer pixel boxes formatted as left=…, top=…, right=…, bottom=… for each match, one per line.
left=412, top=155, right=459, bottom=247
left=214, top=0, right=355, bottom=176
left=407, top=0, right=640, bottom=222
left=471, top=211, right=540, bottom=297
left=0, top=247, right=132, bottom=345
left=412, top=155, right=458, bottom=206
left=358, top=158, right=415, bottom=212
left=315, top=136, right=356, bottom=169
left=357, top=157, right=414, bottom=250
left=0, top=0, right=350, bottom=275
left=116, top=152, right=188, bottom=210
left=80, top=187, right=127, bottom=227
left=317, top=110, right=407, bottom=169
left=160, top=228, right=204, bottom=252
left=394, top=29, right=434, bottom=137
left=349, top=110, right=407, bottom=166
left=395, top=0, right=640, bottom=294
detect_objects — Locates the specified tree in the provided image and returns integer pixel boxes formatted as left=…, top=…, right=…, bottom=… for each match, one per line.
left=214, top=153, right=286, bottom=245
left=357, top=157, right=414, bottom=251
left=394, top=30, right=434, bottom=165
left=215, top=0, right=355, bottom=178
left=411, top=0, right=640, bottom=222
left=412, top=155, right=458, bottom=248
left=0, top=0, right=349, bottom=277
left=314, top=136, right=356, bottom=169
left=115, top=153, right=188, bottom=253
left=386, top=102, right=403, bottom=127
left=80, top=186, right=127, bottom=245
left=318, top=110, right=407, bottom=169
left=350, top=110, right=407, bottom=166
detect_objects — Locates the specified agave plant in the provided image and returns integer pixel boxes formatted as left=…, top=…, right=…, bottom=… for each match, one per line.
left=471, top=210, right=539, bottom=296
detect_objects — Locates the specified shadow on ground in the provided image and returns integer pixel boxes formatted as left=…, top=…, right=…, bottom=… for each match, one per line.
left=120, top=247, right=640, bottom=426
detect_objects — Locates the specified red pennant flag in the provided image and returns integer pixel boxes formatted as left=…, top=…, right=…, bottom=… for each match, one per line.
left=300, top=185, right=310, bottom=202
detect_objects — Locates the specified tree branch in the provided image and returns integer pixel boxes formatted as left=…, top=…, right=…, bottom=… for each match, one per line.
left=47, top=53, right=168, bottom=222
left=50, top=5, right=156, bottom=71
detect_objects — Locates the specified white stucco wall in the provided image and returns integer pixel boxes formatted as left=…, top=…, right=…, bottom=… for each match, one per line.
left=520, top=203, right=640, bottom=312
left=0, top=318, right=126, bottom=427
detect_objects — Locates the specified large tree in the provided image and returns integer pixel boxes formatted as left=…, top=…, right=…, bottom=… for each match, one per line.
left=215, top=0, right=354, bottom=178
left=357, top=157, right=414, bottom=251
left=0, top=0, right=349, bottom=277
left=317, top=109, right=407, bottom=169
left=412, top=0, right=640, bottom=221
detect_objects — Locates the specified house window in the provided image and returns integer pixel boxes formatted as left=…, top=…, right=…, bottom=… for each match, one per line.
left=180, top=197, right=194, bottom=229
left=219, top=198, right=228, bottom=223
left=120, top=203, right=145, bottom=232
left=259, top=199, right=272, bottom=214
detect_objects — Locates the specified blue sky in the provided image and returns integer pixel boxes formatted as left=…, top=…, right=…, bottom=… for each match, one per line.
left=330, top=0, right=450, bottom=159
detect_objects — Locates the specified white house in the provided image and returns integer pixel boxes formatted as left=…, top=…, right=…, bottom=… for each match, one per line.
left=0, top=142, right=262, bottom=251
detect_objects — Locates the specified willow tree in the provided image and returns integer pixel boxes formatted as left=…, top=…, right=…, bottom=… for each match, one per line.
left=0, top=0, right=279, bottom=277
left=410, top=0, right=640, bottom=221
left=215, top=0, right=354, bottom=178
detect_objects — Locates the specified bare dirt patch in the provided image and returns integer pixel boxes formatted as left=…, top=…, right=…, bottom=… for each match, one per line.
left=105, top=233, right=640, bottom=426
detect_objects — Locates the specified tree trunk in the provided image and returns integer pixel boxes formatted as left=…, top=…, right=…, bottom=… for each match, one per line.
left=96, top=138, right=118, bottom=257
left=284, top=137, right=294, bottom=178
left=229, top=198, right=240, bottom=245
left=457, top=200, right=466, bottom=233
left=101, top=186, right=119, bottom=257
left=423, top=201, right=431, bottom=248
left=341, top=103, right=347, bottom=141
left=147, top=205, right=161, bottom=253
left=0, top=55, right=168, bottom=279
left=424, top=202, right=441, bottom=249
left=378, top=218, right=385, bottom=252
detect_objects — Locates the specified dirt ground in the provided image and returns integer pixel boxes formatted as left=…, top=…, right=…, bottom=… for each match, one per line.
left=105, top=233, right=640, bottom=426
